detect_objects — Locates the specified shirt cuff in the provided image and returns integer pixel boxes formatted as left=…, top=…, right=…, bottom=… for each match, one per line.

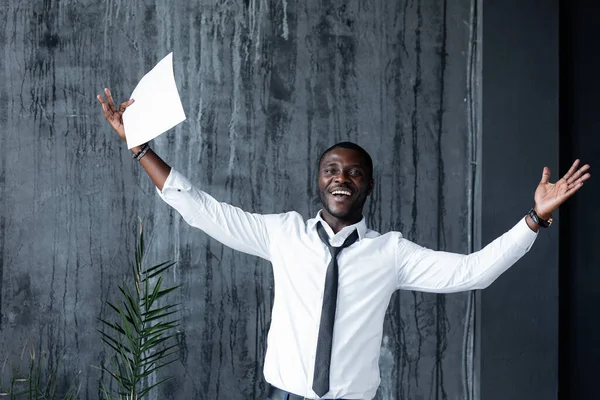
left=156, top=169, right=193, bottom=200
left=512, top=216, right=539, bottom=251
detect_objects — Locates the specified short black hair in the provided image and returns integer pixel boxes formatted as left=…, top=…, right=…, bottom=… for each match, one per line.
left=317, top=142, right=373, bottom=179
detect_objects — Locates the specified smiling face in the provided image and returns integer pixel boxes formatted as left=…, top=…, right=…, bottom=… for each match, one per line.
left=318, top=147, right=374, bottom=231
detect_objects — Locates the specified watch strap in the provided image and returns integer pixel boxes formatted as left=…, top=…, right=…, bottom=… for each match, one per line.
left=528, top=208, right=552, bottom=228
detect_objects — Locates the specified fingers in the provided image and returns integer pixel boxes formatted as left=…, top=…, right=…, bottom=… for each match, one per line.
left=566, top=163, right=591, bottom=184
left=96, top=94, right=109, bottom=114
left=105, top=88, right=117, bottom=112
left=564, top=174, right=590, bottom=197
left=98, top=89, right=134, bottom=117
left=562, top=159, right=581, bottom=181
left=118, top=98, right=135, bottom=113
left=567, top=171, right=591, bottom=188
left=540, top=166, right=551, bottom=184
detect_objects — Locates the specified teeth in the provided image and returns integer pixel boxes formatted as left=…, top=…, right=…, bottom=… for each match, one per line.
left=331, top=190, right=351, bottom=196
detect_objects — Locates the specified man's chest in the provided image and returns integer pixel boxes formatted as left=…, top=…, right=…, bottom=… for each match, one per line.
left=270, top=235, right=397, bottom=300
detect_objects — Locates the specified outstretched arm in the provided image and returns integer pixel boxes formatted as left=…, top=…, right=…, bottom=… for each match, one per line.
left=395, top=221, right=536, bottom=293
left=396, top=160, right=591, bottom=292
left=97, top=87, right=279, bottom=260
left=97, top=88, right=171, bottom=191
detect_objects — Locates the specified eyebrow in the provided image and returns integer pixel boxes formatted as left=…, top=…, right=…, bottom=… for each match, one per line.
left=323, top=162, right=364, bottom=169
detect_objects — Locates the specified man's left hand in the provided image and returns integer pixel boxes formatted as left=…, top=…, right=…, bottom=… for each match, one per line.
left=533, top=159, right=591, bottom=220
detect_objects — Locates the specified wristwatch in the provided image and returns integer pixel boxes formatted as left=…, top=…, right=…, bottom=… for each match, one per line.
left=528, top=208, right=553, bottom=228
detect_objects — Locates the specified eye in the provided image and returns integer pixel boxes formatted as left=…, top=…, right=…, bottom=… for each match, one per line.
left=324, top=168, right=337, bottom=174
left=349, top=169, right=362, bottom=176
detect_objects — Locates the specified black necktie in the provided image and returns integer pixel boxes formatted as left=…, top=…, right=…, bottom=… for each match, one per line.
left=312, top=222, right=359, bottom=397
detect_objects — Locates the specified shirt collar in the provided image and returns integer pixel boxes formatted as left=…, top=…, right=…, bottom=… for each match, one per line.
left=307, top=210, right=368, bottom=242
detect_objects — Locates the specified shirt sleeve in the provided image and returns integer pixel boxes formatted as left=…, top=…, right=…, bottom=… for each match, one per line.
left=395, top=217, right=538, bottom=292
left=156, top=169, right=279, bottom=261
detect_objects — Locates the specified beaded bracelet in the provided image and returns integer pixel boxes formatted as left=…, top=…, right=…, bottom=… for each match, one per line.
left=132, top=143, right=149, bottom=160
left=135, top=145, right=150, bottom=161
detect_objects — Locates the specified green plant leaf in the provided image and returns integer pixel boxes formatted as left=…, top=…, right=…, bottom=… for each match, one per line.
left=139, top=348, right=179, bottom=370
left=106, top=301, right=135, bottom=327
left=99, top=221, right=180, bottom=399
left=98, top=318, right=126, bottom=335
left=138, top=358, right=179, bottom=380
left=154, top=286, right=181, bottom=300
left=139, top=335, right=173, bottom=353
left=119, top=285, right=142, bottom=322
left=146, top=276, right=164, bottom=309
left=143, top=309, right=180, bottom=324
left=100, top=337, right=133, bottom=361
left=143, top=303, right=179, bottom=315
left=142, top=306, right=180, bottom=323
left=144, top=261, right=177, bottom=280
left=143, top=323, right=180, bottom=340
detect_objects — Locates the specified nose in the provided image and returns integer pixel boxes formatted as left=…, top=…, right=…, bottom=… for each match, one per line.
left=334, top=170, right=350, bottom=183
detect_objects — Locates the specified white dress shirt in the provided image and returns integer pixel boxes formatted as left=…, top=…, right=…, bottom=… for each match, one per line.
left=157, top=169, right=538, bottom=399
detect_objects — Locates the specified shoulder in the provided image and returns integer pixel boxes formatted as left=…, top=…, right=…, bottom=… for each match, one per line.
left=262, top=210, right=305, bottom=230
left=363, top=227, right=403, bottom=240
left=359, top=229, right=405, bottom=252
left=362, top=229, right=419, bottom=258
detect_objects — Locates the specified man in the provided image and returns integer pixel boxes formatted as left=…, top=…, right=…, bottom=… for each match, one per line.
left=98, top=88, right=590, bottom=400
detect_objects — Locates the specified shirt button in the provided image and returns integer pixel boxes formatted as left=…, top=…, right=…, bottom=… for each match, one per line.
left=177, top=189, right=181, bottom=192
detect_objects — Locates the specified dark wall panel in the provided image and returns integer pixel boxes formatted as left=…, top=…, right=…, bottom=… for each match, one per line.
left=480, top=0, right=559, bottom=399
left=0, top=1, right=477, bottom=398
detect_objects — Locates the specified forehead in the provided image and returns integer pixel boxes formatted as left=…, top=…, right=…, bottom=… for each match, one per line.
left=319, top=147, right=368, bottom=168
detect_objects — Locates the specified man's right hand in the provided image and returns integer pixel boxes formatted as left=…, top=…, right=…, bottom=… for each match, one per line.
left=97, top=87, right=171, bottom=190
left=97, top=88, right=134, bottom=143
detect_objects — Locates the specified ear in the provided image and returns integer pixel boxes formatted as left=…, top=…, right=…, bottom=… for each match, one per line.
left=367, top=178, right=374, bottom=196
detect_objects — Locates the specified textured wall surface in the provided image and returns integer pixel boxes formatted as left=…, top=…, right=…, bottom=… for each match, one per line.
left=0, top=1, right=478, bottom=399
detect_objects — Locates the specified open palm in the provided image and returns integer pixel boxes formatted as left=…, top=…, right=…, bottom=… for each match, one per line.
left=534, top=159, right=591, bottom=219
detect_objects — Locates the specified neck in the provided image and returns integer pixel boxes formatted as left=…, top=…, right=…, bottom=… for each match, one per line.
left=320, top=210, right=362, bottom=234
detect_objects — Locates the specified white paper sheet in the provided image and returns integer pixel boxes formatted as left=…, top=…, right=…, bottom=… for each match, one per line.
left=123, top=52, right=186, bottom=149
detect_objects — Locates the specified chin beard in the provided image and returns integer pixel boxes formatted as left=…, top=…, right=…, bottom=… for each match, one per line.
left=325, top=206, right=353, bottom=219
left=319, top=193, right=365, bottom=221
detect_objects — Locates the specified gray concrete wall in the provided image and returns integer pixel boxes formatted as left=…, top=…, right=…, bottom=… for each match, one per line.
left=0, top=1, right=478, bottom=398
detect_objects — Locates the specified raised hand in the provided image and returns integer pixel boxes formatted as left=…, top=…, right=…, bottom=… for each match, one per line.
left=97, top=88, right=134, bottom=142
left=533, top=159, right=591, bottom=219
